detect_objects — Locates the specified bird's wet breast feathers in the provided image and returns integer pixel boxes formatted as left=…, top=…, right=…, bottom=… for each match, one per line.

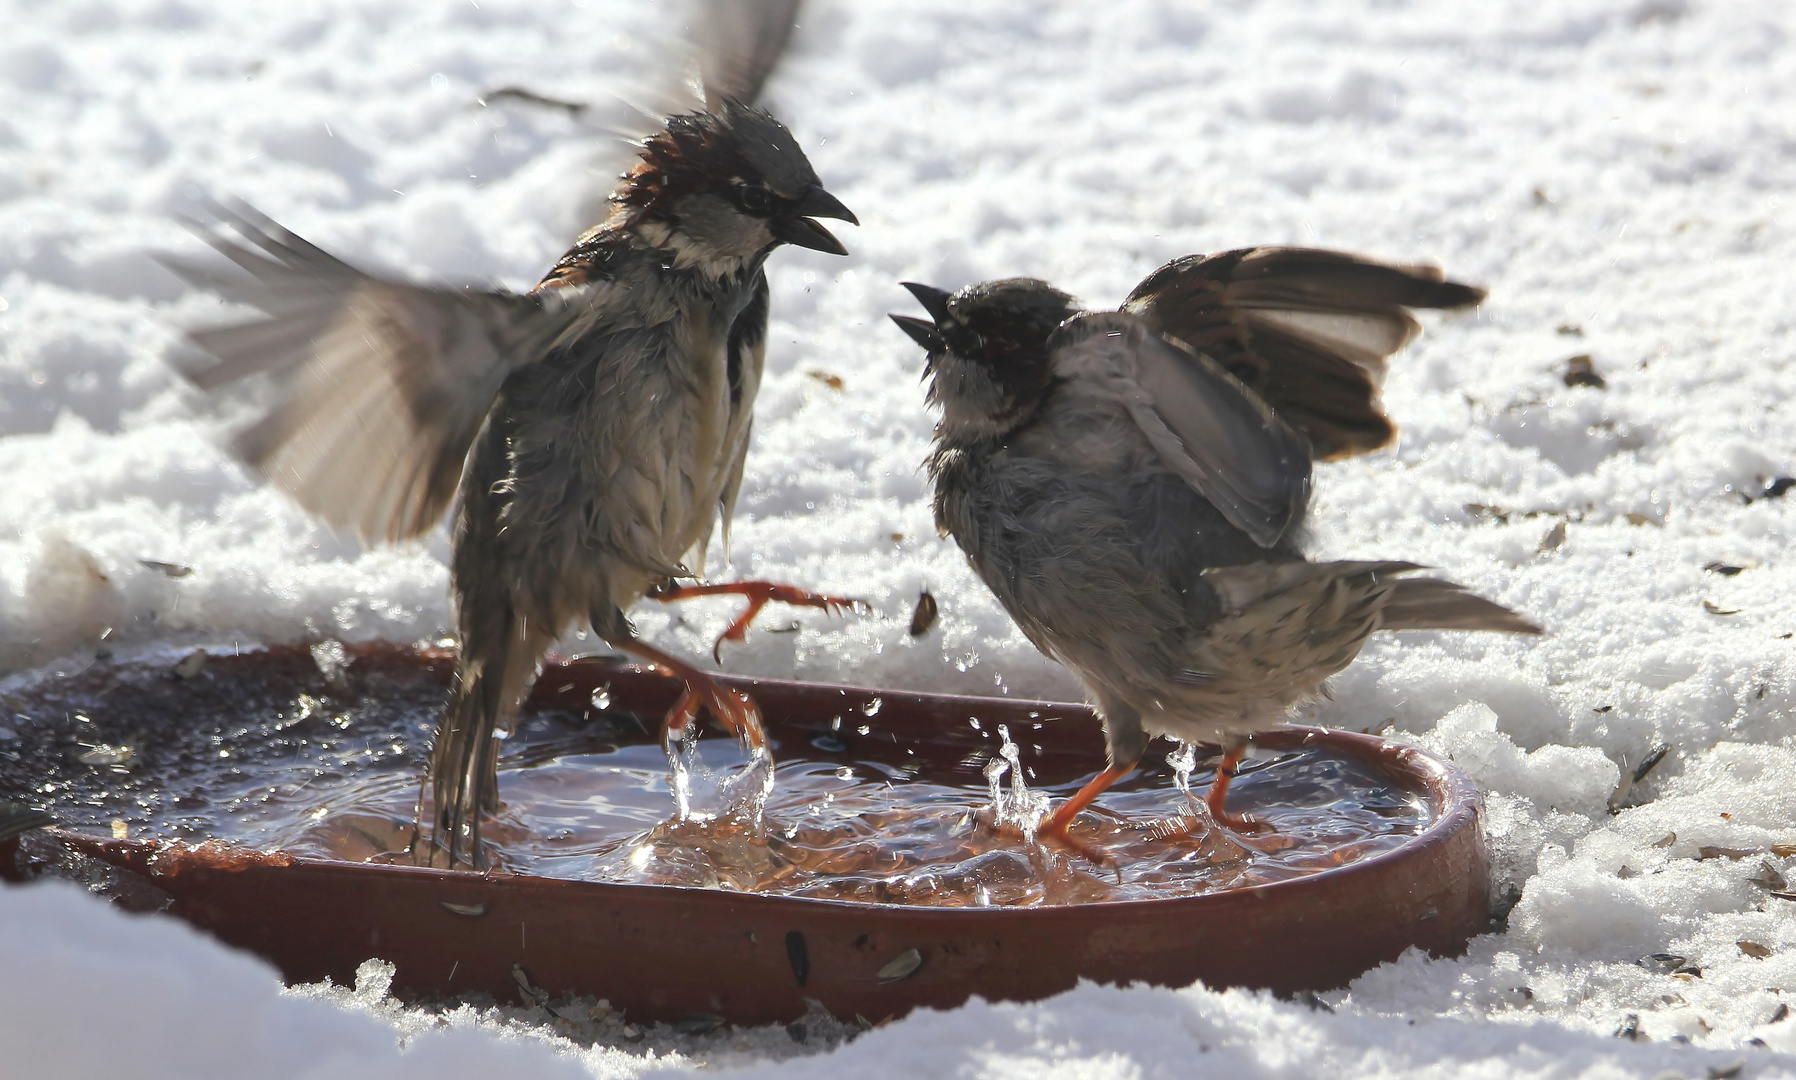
left=494, top=268, right=756, bottom=585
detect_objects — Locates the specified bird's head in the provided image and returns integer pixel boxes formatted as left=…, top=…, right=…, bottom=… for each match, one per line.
left=615, top=100, right=855, bottom=272
left=891, top=278, right=1077, bottom=440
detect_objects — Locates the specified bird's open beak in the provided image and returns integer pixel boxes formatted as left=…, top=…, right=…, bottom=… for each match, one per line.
left=889, top=314, right=944, bottom=352
left=890, top=282, right=953, bottom=352
left=900, top=282, right=952, bottom=323
left=772, top=184, right=857, bottom=256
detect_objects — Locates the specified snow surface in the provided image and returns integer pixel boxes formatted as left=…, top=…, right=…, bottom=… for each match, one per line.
left=4, top=0, right=1796, bottom=1075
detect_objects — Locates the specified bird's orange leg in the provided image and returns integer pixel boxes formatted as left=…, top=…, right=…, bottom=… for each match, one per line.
left=647, top=580, right=861, bottom=661
left=620, top=637, right=766, bottom=751
left=1035, top=762, right=1137, bottom=865
left=1206, top=741, right=1265, bottom=832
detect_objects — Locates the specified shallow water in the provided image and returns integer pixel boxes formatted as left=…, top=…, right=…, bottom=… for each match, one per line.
left=2, top=649, right=1430, bottom=906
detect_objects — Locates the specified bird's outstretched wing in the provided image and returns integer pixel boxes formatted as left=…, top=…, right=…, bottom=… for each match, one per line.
left=612, top=0, right=804, bottom=123
left=1121, top=247, right=1485, bottom=460
left=162, top=201, right=581, bottom=544
left=557, top=1, right=808, bottom=257
left=696, top=0, right=803, bottom=108
left=1051, top=313, right=1312, bottom=549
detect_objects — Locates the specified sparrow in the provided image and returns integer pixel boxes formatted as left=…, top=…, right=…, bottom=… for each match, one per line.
left=892, top=247, right=1541, bottom=856
left=162, top=1, right=857, bottom=869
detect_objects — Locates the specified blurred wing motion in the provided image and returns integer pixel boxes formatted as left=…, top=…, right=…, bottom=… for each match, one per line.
left=165, top=5, right=807, bottom=545
left=161, top=201, right=579, bottom=544
left=1122, top=247, right=1485, bottom=460
left=615, top=0, right=803, bottom=124
left=696, top=0, right=803, bottom=107
left=1055, top=313, right=1312, bottom=549
left=564, top=0, right=807, bottom=223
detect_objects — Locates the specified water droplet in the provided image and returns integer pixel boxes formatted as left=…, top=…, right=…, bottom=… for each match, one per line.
left=590, top=684, right=612, bottom=711
left=862, top=697, right=883, bottom=717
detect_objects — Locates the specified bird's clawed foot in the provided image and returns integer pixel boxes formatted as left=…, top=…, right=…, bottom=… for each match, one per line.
left=1031, top=762, right=1136, bottom=868
left=1033, top=818, right=1116, bottom=868
left=647, top=657, right=767, bottom=752
left=1205, top=742, right=1272, bottom=833
left=620, top=637, right=773, bottom=822
left=648, top=579, right=865, bottom=662
left=1207, top=806, right=1269, bottom=833
left=1033, top=746, right=1276, bottom=868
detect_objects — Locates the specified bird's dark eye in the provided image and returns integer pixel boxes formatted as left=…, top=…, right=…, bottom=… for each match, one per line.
left=736, top=183, right=770, bottom=214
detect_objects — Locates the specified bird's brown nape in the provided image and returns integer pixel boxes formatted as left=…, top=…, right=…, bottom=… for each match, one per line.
left=613, top=112, right=757, bottom=220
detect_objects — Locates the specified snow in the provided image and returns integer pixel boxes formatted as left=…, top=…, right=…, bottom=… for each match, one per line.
left=0, top=880, right=595, bottom=1080
left=3, top=0, right=1796, bottom=1076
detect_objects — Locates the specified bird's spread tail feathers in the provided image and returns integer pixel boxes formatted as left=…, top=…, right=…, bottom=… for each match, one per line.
left=1379, top=575, right=1543, bottom=634
left=421, top=663, right=504, bottom=870
left=421, top=625, right=549, bottom=869
left=1203, top=560, right=1541, bottom=635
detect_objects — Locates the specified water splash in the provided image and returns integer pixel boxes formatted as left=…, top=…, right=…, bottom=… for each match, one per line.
left=983, top=725, right=1050, bottom=833
left=13, top=653, right=1429, bottom=906
left=1167, top=741, right=1198, bottom=811
left=661, top=714, right=774, bottom=829
left=664, top=721, right=701, bottom=822
left=720, top=742, right=775, bottom=825
left=983, top=746, right=1005, bottom=815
